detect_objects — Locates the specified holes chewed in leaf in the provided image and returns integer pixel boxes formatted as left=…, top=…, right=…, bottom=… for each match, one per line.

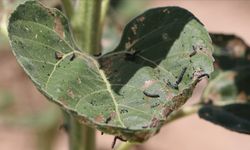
left=8, top=1, right=214, bottom=142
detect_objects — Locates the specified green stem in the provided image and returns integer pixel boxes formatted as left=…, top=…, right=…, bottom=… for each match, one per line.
left=116, top=142, right=137, bottom=150
left=66, top=0, right=110, bottom=150
left=68, top=114, right=90, bottom=150
left=64, top=109, right=95, bottom=150
left=0, top=2, right=8, bottom=38
left=61, top=0, right=73, bottom=19
left=84, top=0, right=101, bottom=55
left=98, top=0, right=110, bottom=51
left=71, top=0, right=107, bottom=55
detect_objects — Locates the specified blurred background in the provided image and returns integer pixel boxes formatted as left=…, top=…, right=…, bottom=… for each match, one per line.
left=1, top=0, right=250, bottom=150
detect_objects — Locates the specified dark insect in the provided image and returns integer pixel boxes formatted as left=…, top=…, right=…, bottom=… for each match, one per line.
left=176, top=67, right=187, bottom=85
left=166, top=80, right=178, bottom=90
left=125, top=50, right=140, bottom=61
left=105, top=116, right=112, bottom=124
left=90, top=101, right=95, bottom=106
left=143, top=91, right=160, bottom=98
left=197, top=73, right=210, bottom=79
left=166, top=67, right=187, bottom=90
left=120, top=109, right=128, bottom=114
left=189, top=50, right=196, bottom=57
left=70, top=53, right=76, bottom=61
left=142, top=125, right=148, bottom=128
left=55, top=51, right=63, bottom=60
left=112, top=136, right=127, bottom=149
left=101, top=116, right=112, bottom=135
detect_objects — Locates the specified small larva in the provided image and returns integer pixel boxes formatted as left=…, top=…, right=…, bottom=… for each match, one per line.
left=166, top=67, right=187, bottom=90
left=176, top=67, right=187, bottom=85
left=143, top=91, right=160, bottom=98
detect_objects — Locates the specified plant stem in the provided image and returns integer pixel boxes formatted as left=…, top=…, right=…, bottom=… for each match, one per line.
left=71, top=0, right=108, bottom=55
left=116, top=142, right=137, bottom=150
left=68, top=114, right=89, bottom=150
left=61, top=0, right=73, bottom=19
left=66, top=0, right=110, bottom=150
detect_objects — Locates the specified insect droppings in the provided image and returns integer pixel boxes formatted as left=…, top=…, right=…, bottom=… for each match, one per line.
left=143, top=91, right=160, bottom=98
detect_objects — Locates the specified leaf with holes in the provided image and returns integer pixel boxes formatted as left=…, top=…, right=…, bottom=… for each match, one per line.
left=202, top=34, right=250, bottom=104
left=199, top=34, right=250, bottom=135
left=8, top=1, right=214, bottom=142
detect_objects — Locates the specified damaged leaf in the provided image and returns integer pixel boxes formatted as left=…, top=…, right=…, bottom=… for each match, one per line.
left=8, top=1, right=214, bottom=142
left=199, top=34, right=250, bottom=134
left=203, top=34, right=250, bottom=104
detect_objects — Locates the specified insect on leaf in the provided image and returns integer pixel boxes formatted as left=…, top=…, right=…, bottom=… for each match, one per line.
left=8, top=1, right=214, bottom=142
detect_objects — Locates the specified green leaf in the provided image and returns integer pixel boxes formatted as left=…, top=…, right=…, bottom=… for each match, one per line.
left=8, top=1, right=214, bottom=142
left=199, top=103, right=250, bottom=134
left=202, top=34, right=250, bottom=104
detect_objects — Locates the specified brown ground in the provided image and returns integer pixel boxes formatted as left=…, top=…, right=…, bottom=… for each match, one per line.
left=1, top=0, right=250, bottom=150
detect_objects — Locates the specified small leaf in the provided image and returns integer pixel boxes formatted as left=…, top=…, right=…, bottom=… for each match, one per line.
left=8, top=1, right=214, bottom=141
left=199, top=103, right=250, bottom=134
